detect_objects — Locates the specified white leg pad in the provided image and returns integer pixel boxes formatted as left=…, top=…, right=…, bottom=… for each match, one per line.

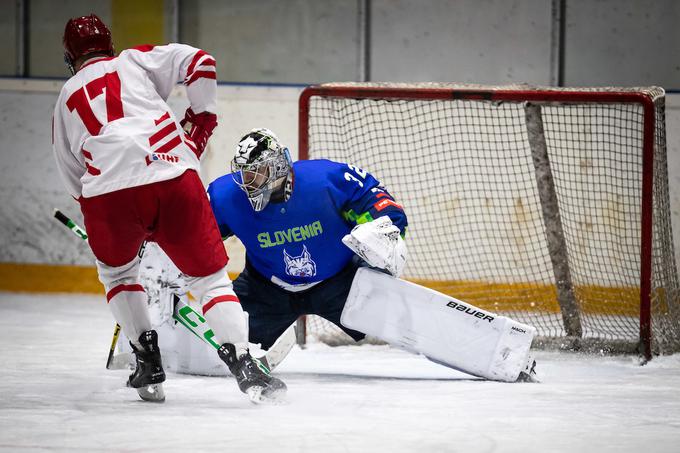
left=341, top=268, right=537, bottom=382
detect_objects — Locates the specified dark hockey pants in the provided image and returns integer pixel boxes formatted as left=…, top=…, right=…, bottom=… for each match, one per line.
left=233, top=260, right=366, bottom=350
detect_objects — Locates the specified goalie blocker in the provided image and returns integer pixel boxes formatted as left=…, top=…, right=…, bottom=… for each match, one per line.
left=341, top=268, right=536, bottom=382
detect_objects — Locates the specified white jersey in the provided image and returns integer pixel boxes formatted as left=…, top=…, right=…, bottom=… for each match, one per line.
left=52, top=43, right=217, bottom=198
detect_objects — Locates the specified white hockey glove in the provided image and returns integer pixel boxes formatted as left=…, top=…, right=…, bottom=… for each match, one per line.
left=342, top=216, right=407, bottom=277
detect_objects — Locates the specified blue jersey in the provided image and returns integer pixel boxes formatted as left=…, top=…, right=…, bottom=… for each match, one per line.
left=207, top=159, right=407, bottom=286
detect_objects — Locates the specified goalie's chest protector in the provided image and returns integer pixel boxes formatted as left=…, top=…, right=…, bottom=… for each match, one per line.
left=214, top=161, right=356, bottom=285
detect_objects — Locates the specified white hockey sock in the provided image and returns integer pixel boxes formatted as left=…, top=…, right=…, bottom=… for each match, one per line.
left=187, top=266, right=249, bottom=357
left=96, top=257, right=151, bottom=348
left=108, top=287, right=152, bottom=348
left=203, top=299, right=249, bottom=357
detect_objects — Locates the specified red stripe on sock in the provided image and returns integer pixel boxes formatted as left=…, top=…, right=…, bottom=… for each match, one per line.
left=202, top=294, right=240, bottom=314
left=106, top=284, right=145, bottom=303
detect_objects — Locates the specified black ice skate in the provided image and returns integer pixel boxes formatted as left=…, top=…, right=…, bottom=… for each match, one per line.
left=127, top=330, right=166, bottom=402
left=516, top=354, right=539, bottom=383
left=218, top=343, right=287, bottom=404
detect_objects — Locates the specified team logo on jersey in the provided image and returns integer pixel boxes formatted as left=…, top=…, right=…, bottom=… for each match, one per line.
left=283, top=245, right=317, bottom=278
left=145, top=153, right=179, bottom=165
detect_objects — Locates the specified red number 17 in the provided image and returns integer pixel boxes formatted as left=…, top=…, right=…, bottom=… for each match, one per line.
left=66, top=71, right=123, bottom=136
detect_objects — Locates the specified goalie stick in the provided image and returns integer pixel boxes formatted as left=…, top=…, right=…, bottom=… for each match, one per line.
left=53, top=209, right=297, bottom=373
left=171, top=294, right=297, bottom=373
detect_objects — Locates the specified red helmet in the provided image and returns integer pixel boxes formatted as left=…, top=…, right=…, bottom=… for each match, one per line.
left=63, top=14, right=114, bottom=69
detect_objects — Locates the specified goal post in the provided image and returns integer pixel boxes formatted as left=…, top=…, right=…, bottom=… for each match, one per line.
left=297, top=82, right=680, bottom=360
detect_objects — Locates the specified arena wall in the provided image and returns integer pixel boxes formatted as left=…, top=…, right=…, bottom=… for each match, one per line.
left=0, top=79, right=678, bottom=294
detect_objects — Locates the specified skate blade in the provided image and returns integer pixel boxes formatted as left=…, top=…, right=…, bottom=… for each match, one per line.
left=136, top=383, right=166, bottom=402
left=516, top=357, right=539, bottom=383
left=516, top=371, right=540, bottom=383
left=246, top=386, right=287, bottom=405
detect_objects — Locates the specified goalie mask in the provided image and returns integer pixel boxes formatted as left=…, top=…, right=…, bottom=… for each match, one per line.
left=231, top=128, right=293, bottom=211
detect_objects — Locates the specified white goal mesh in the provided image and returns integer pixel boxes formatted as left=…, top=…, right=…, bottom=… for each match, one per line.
left=298, top=83, right=680, bottom=358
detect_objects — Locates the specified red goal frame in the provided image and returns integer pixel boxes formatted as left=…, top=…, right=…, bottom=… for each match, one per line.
left=298, top=84, right=658, bottom=359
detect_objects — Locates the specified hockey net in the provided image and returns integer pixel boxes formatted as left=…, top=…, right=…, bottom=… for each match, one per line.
left=298, top=82, right=680, bottom=358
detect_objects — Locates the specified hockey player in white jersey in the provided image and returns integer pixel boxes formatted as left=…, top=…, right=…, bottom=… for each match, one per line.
left=52, top=14, right=285, bottom=403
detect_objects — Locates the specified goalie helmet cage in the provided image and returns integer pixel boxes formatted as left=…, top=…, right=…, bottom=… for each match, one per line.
left=296, top=82, right=680, bottom=360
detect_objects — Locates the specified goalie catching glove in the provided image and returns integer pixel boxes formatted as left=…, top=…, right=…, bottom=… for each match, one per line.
left=181, top=108, right=218, bottom=158
left=342, top=216, right=407, bottom=277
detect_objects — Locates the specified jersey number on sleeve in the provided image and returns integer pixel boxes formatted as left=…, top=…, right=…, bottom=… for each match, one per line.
left=344, top=164, right=368, bottom=187
left=66, top=71, right=123, bottom=136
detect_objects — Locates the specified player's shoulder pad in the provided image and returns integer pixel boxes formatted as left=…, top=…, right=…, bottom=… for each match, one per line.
left=125, top=44, right=157, bottom=53
left=123, top=43, right=191, bottom=54
left=293, top=158, right=340, bottom=171
left=301, top=159, right=380, bottom=209
left=117, top=46, right=154, bottom=62
left=59, top=76, right=81, bottom=96
left=122, top=43, right=201, bottom=66
left=207, top=173, right=241, bottom=205
left=292, top=158, right=341, bottom=182
left=297, top=158, right=358, bottom=181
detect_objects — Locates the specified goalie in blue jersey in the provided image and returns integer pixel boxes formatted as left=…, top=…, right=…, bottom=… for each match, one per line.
left=209, top=128, right=538, bottom=382
left=207, top=128, right=408, bottom=350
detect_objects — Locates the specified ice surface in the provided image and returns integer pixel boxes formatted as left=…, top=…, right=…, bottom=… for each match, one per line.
left=1, top=292, right=679, bottom=452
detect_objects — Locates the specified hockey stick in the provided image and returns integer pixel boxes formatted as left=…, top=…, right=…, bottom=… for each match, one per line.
left=54, top=209, right=87, bottom=240
left=106, top=324, right=121, bottom=369
left=53, top=209, right=297, bottom=372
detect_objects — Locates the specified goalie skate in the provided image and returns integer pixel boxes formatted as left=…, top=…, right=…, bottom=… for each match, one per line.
left=516, top=355, right=539, bottom=383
